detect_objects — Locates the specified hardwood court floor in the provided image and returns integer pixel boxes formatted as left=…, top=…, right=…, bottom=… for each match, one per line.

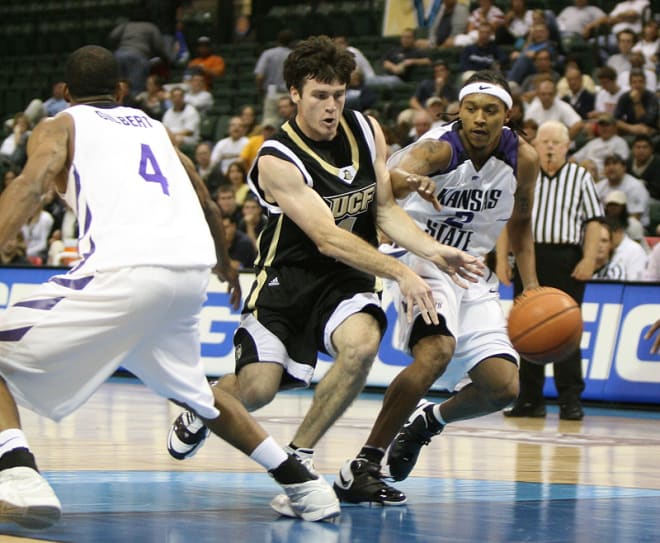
left=1, top=377, right=659, bottom=542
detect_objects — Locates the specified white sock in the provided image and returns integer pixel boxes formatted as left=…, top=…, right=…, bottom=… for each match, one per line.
left=250, top=436, right=288, bottom=471
left=432, top=404, right=448, bottom=426
left=0, top=429, right=29, bottom=457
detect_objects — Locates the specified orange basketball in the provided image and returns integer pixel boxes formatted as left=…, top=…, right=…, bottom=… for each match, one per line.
left=507, top=287, right=583, bottom=365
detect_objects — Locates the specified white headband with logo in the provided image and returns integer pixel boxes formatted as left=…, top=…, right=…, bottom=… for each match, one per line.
left=459, top=82, right=513, bottom=109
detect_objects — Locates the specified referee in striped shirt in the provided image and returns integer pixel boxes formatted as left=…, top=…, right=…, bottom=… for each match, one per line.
left=499, top=120, right=603, bottom=421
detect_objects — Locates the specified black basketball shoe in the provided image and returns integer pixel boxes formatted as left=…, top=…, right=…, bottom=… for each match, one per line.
left=386, top=400, right=444, bottom=481
left=333, top=458, right=407, bottom=506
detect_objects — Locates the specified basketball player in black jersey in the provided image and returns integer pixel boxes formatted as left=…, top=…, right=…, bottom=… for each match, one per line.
left=168, top=35, right=484, bottom=513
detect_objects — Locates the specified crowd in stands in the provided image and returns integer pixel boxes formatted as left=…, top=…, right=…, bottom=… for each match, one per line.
left=0, top=0, right=659, bottom=281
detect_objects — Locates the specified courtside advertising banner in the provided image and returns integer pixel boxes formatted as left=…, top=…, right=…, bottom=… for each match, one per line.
left=1, top=268, right=659, bottom=404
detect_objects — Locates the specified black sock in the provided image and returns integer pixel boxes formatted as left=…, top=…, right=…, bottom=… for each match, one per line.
left=357, top=446, right=384, bottom=465
left=0, top=447, right=38, bottom=472
left=269, top=454, right=316, bottom=484
left=424, top=405, right=445, bottom=433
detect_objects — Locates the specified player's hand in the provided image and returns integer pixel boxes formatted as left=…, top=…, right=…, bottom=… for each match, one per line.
left=432, top=246, right=486, bottom=288
left=645, top=319, right=660, bottom=354
left=213, top=264, right=242, bottom=310
left=404, top=174, right=441, bottom=210
left=398, top=269, right=438, bottom=325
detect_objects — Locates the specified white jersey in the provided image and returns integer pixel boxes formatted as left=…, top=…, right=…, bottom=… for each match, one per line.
left=62, top=104, right=215, bottom=273
left=388, top=122, right=519, bottom=257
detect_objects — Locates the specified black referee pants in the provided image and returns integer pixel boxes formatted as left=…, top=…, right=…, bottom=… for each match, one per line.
left=513, top=244, right=586, bottom=405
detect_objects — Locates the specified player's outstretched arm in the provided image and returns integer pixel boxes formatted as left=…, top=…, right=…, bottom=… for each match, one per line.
left=374, top=122, right=484, bottom=287
left=0, top=116, right=69, bottom=248
left=507, top=139, right=540, bottom=292
left=177, top=148, right=241, bottom=310
left=258, top=153, right=439, bottom=324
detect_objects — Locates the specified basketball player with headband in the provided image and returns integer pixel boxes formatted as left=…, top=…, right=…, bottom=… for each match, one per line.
left=335, top=70, right=542, bottom=503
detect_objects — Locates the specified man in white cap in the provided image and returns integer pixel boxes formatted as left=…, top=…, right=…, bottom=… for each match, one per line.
left=596, top=153, right=650, bottom=228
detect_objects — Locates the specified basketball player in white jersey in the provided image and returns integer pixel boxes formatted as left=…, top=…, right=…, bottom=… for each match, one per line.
left=335, top=70, right=541, bottom=502
left=0, top=45, right=340, bottom=528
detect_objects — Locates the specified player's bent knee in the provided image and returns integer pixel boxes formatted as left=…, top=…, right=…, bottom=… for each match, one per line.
left=488, top=379, right=520, bottom=410
left=236, top=373, right=280, bottom=410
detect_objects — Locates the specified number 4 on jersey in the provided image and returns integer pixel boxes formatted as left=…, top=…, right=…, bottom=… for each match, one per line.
left=139, top=143, right=170, bottom=195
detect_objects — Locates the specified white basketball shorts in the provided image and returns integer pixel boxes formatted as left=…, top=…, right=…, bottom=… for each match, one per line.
left=0, top=266, right=218, bottom=421
left=387, top=252, right=519, bottom=392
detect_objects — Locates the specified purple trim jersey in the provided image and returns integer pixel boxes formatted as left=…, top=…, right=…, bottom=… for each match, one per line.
left=389, top=122, right=519, bottom=257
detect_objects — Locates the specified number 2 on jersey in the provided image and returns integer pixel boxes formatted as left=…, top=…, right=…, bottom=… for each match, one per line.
left=139, top=143, right=169, bottom=195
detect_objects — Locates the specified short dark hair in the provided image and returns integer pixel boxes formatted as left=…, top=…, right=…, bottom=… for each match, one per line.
left=283, top=35, right=356, bottom=93
left=632, top=134, right=653, bottom=146
left=65, top=45, right=118, bottom=99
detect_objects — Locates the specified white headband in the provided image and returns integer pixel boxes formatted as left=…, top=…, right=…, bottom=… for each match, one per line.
left=459, top=82, right=513, bottom=109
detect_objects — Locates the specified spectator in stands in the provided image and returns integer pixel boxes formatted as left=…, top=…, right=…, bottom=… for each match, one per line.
left=496, top=0, right=533, bottom=48
left=591, top=66, right=625, bottom=117
left=606, top=29, right=636, bottom=77
left=632, top=20, right=659, bottom=71
left=0, top=113, right=30, bottom=170
left=571, top=113, right=630, bottom=172
left=455, top=0, right=505, bottom=47
left=421, top=0, right=469, bottom=49
left=458, top=22, right=507, bottom=80
left=239, top=123, right=276, bottom=171
left=0, top=167, right=19, bottom=195
left=585, top=0, right=649, bottom=52
left=238, top=193, right=267, bottom=247
left=214, top=184, right=242, bottom=224
left=382, top=28, right=431, bottom=83
left=109, top=7, right=168, bottom=95
left=345, top=69, right=378, bottom=113
left=597, top=153, right=650, bottom=227
left=275, top=95, right=296, bottom=128
left=643, top=241, right=660, bottom=280
left=332, top=36, right=376, bottom=85
left=0, top=232, right=30, bottom=267
left=614, top=68, right=659, bottom=136
left=519, top=49, right=561, bottom=101
left=603, top=190, right=649, bottom=249
left=42, top=82, right=68, bottom=117
left=232, top=14, right=256, bottom=45
left=605, top=215, right=648, bottom=280
left=225, top=161, right=250, bottom=206
left=627, top=134, right=660, bottom=203
left=560, top=65, right=595, bottom=119
left=425, top=96, right=448, bottom=129
left=184, top=72, right=214, bottom=115
left=592, top=220, right=626, bottom=280
left=557, top=0, right=606, bottom=43
left=187, top=36, right=225, bottom=91
left=409, top=110, right=433, bottom=144
left=210, top=116, right=248, bottom=176
left=161, top=86, right=200, bottom=150
left=409, top=59, right=458, bottom=112
left=135, top=74, right=171, bottom=121
left=21, top=203, right=54, bottom=265
left=579, top=157, right=600, bottom=182
left=507, top=22, right=556, bottom=85
left=255, top=29, right=294, bottom=127
left=194, top=141, right=215, bottom=185
left=617, top=50, right=657, bottom=92
left=222, top=212, right=256, bottom=270
left=239, top=104, right=261, bottom=137
left=524, top=78, right=583, bottom=139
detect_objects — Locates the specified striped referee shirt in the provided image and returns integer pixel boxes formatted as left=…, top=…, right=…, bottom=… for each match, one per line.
left=532, top=162, right=603, bottom=245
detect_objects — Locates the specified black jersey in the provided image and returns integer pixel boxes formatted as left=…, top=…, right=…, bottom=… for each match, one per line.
left=248, top=109, right=379, bottom=270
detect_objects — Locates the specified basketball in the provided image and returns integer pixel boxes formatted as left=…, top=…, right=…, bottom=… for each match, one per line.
left=507, top=287, right=583, bottom=365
